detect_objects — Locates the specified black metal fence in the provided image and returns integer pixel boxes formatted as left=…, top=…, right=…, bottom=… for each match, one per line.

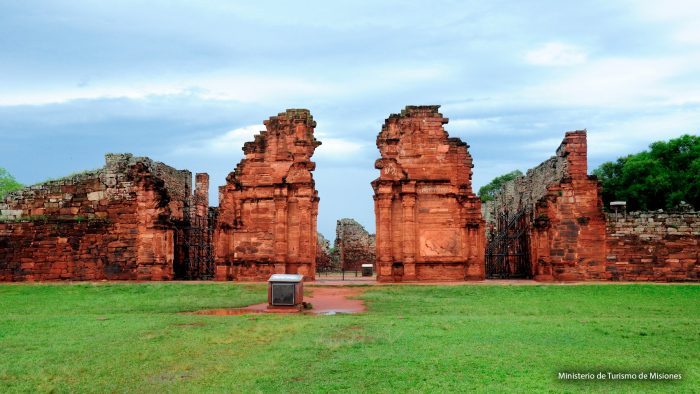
left=174, top=208, right=216, bottom=280
left=486, top=208, right=531, bottom=279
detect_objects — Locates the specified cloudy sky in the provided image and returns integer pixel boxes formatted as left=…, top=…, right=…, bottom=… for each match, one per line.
left=1, top=1, right=699, bottom=240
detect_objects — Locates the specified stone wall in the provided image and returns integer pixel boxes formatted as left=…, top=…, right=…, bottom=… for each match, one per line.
left=372, top=105, right=485, bottom=282
left=485, top=130, right=699, bottom=282
left=0, top=154, right=197, bottom=281
left=214, top=109, right=321, bottom=281
left=604, top=209, right=699, bottom=281
left=482, top=152, right=567, bottom=223
left=335, top=218, right=375, bottom=272
left=484, top=131, right=607, bottom=281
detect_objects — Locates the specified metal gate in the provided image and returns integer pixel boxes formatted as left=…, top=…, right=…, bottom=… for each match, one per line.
left=174, top=208, right=216, bottom=280
left=485, top=208, right=531, bottom=279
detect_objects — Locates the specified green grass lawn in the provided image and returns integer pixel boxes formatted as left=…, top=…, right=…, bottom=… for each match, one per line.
left=1, top=283, right=698, bottom=393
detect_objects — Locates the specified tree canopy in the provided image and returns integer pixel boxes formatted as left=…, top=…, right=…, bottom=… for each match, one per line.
left=593, top=134, right=700, bottom=211
left=0, top=167, right=23, bottom=199
left=478, top=170, right=523, bottom=202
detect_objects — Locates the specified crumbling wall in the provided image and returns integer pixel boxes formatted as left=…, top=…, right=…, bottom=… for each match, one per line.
left=335, top=218, right=375, bottom=272
left=0, top=154, right=195, bottom=281
left=372, top=105, right=485, bottom=282
left=214, top=109, right=321, bottom=281
left=315, top=232, right=334, bottom=273
left=605, top=208, right=699, bottom=281
left=483, top=156, right=567, bottom=219
left=485, top=131, right=606, bottom=281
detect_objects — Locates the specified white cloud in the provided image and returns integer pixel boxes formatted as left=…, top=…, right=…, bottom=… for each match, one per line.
left=315, top=138, right=365, bottom=159
left=447, top=117, right=512, bottom=136
left=525, top=42, right=587, bottom=66
left=522, top=56, right=699, bottom=107
left=588, top=111, right=700, bottom=158
left=0, top=63, right=449, bottom=107
left=170, top=125, right=365, bottom=163
left=626, top=0, right=700, bottom=45
left=674, top=24, right=700, bottom=45
left=524, top=137, right=564, bottom=152
left=0, top=75, right=333, bottom=107
left=171, top=124, right=261, bottom=156
left=449, top=118, right=482, bottom=129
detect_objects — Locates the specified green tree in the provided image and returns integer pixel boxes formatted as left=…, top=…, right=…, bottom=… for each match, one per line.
left=0, top=167, right=23, bottom=199
left=478, top=170, right=523, bottom=202
left=593, top=134, right=700, bottom=211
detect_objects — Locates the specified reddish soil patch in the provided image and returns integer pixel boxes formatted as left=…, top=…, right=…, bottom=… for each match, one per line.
left=187, top=286, right=366, bottom=316
left=306, top=286, right=366, bottom=315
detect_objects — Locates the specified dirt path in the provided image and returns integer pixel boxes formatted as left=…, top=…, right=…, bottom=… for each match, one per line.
left=305, top=286, right=366, bottom=314
left=188, top=286, right=367, bottom=316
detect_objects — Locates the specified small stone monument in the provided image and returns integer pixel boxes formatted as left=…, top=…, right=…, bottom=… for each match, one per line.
left=268, top=274, right=304, bottom=309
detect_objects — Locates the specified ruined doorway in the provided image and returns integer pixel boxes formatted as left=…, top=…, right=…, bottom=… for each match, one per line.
left=485, top=208, right=531, bottom=279
left=174, top=208, right=217, bottom=280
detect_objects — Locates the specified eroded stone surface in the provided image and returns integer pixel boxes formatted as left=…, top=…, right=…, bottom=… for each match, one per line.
left=484, top=131, right=607, bottom=281
left=372, top=105, right=485, bottom=282
left=214, top=109, right=321, bottom=281
left=0, top=154, right=200, bottom=281
left=605, top=210, right=699, bottom=281
left=483, top=131, right=699, bottom=282
left=316, top=232, right=334, bottom=272
left=334, top=218, right=375, bottom=272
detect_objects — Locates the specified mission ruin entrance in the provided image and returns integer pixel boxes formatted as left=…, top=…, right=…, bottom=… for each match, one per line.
left=4, top=106, right=695, bottom=284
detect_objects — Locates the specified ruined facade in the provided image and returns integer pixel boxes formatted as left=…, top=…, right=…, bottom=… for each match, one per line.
left=334, top=218, right=376, bottom=272
left=485, top=130, right=699, bottom=282
left=484, top=131, right=606, bottom=281
left=214, top=109, right=321, bottom=281
left=0, top=154, right=210, bottom=281
left=372, top=106, right=485, bottom=282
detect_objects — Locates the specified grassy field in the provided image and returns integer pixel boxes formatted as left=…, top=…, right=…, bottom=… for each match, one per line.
left=1, top=283, right=698, bottom=393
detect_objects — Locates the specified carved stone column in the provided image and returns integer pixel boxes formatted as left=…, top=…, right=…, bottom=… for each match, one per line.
left=375, top=194, right=393, bottom=280
left=402, top=193, right=417, bottom=280
left=273, top=192, right=288, bottom=274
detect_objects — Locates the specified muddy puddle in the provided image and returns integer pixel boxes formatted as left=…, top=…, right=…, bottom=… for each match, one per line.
left=187, top=286, right=366, bottom=316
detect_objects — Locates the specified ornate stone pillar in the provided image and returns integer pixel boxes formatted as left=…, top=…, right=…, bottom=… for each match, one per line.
left=273, top=190, right=288, bottom=274
left=402, top=193, right=417, bottom=280
left=376, top=194, right=393, bottom=279
left=299, top=199, right=310, bottom=258
left=308, top=198, right=319, bottom=279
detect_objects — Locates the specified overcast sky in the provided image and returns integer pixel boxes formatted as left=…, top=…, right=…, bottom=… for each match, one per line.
left=1, top=1, right=699, bottom=241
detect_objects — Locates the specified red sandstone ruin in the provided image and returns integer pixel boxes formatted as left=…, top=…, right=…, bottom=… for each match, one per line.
left=1, top=106, right=697, bottom=283
left=213, top=109, right=321, bottom=281
left=372, top=106, right=485, bottom=282
left=335, top=218, right=376, bottom=273
left=484, top=131, right=606, bottom=281
left=0, top=154, right=210, bottom=281
left=484, top=130, right=699, bottom=282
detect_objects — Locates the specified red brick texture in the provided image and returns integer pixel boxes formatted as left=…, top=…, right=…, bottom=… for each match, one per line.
left=530, top=132, right=608, bottom=281
left=604, top=211, right=699, bottom=281
left=0, top=154, right=193, bottom=281
left=372, top=106, right=485, bottom=282
left=213, top=109, right=321, bottom=281
left=487, top=130, right=698, bottom=282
